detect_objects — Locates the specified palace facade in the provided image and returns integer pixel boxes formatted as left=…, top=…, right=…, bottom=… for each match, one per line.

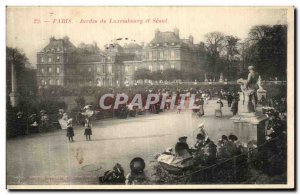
left=36, top=28, right=203, bottom=88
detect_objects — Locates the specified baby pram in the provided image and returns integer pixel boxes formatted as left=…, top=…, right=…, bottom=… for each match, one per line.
left=157, top=153, right=194, bottom=175
left=192, top=99, right=203, bottom=117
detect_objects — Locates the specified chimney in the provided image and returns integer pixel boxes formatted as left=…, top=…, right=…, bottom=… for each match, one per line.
left=155, top=29, right=160, bottom=36
left=174, top=28, right=179, bottom=37
left=63, top=36, right=69, bottom=42
left=189, top=35, right=193, bottom=44
left=49, top=36, right=55, bottom=42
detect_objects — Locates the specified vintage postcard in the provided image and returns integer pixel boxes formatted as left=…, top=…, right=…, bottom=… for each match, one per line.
left=6, top=6, right=294, bottom=190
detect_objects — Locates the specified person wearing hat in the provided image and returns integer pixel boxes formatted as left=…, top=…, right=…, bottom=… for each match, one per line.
left=198, top=97, right=205, bottom=116
left=227, top=134, right=243, bottom=156
left=66, top=119, right=75, bottom=142
left=125, top=157, right=149, bottom=185
left=217, top=135, right=230, bottom=160
left=231, top=94, right=239, bottom=116
left=193, top=129, right=217, bottom=166
left=227, top=92, right=233, bottom=107
left=175, top=136, right=190, bottom=155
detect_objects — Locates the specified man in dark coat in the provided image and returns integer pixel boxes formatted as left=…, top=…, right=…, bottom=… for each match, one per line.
left=231, top=95, right=239, bottom=116
left=227, top=93, right=233, bottom=107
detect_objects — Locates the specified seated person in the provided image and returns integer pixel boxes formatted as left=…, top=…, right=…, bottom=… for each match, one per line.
left=175, top=136, right=190, bottom=155
left=193, top=132, right=217, bottom=166
left=217, top=135, right=230, bottom=160
left=157, top=136, right=193, bottom=170
left=126, top=157, right=149, bottom=185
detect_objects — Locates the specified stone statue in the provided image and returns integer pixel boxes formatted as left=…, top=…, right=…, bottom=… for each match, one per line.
left=237, top=66, right=260, bottom=113
left=219, top=72, right=224, bottom=82
left=204, top=73, right=208, bottom=82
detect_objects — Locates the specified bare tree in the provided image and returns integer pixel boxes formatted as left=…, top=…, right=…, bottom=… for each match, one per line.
left=248, top=25, right=271, bottom=41
left=204, top=32, right=225, bottom=76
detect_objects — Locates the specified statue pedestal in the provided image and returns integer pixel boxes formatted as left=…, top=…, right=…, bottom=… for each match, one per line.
left=231, top=112, right=268, bottom=146
left=238, top=92, right=249, bottom=113
left=257, top=88, right=267, bottom=101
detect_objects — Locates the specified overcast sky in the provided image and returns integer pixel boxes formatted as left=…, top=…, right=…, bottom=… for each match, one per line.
left=6, top=7, right=289, bottom=67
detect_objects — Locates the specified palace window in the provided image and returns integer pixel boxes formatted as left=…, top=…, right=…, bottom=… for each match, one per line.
left=48, top=67, right=52, bottom=73
left=149, top=65, right=153, bottom=72
left=160, top=65, right=164, bottom=71
left=160, top=51, right=163, bottom=59
left=134, top=66, right=138, bottom=71
left=96, top=79, right=102, bottom=87
left=175, top=50, right=180, bottom=59
left=97, top=67, right=101, bottom=73
left=56, top=79, right=60, bottom=86
left=56, top=67, right=60, bottom=74
left=41, top=57, right=44, bottom=63
left=171, top=50, right=175, bottom=58
left=41, top=68, right=44, bottom=74
left=108, top=65, right=112, bottom=73
left=152, top=51, right=157, bottom=59
left=56, top=56, right=60, bottom=62
left=109, top=78, right=113, bottom=86
left=125, top=66, right=129, bottom=73
left=48, top=57, right=52, bottom=63
left=164, top=50, right=168, bottom=58
left=88, top=67, right=92, bottom=72
left=171, top=64, right=175, bottom=69
left=149, top=51, right=152, bottom=59
left=49, top=79, right=53, bottom=85
left=146, top=52, right=149, bottom=59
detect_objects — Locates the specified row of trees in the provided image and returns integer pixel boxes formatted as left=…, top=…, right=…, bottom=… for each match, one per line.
left=132, top=25, right=287, bottom=82
left=200, top=24, right=287, bottom=80
left=134, top=68, right=185, bottom=82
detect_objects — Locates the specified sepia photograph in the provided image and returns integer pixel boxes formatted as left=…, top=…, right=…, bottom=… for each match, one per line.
left=5, top=6, right=294, bottom=189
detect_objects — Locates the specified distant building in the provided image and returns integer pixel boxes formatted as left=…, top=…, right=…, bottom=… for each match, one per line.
left=36, top=28, right=203, bottom=88
left=36, top=36, right=76, bottom=87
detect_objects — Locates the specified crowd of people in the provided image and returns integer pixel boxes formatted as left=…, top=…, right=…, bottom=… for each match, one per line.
left=9, top=83, right=288, bottom=184
left=97, top=108, right=287, bottom=185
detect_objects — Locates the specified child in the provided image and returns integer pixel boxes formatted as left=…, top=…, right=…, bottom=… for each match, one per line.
left=66, top=119, right=74, bottom=142
left=84, top=117, right=92, bottom=141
